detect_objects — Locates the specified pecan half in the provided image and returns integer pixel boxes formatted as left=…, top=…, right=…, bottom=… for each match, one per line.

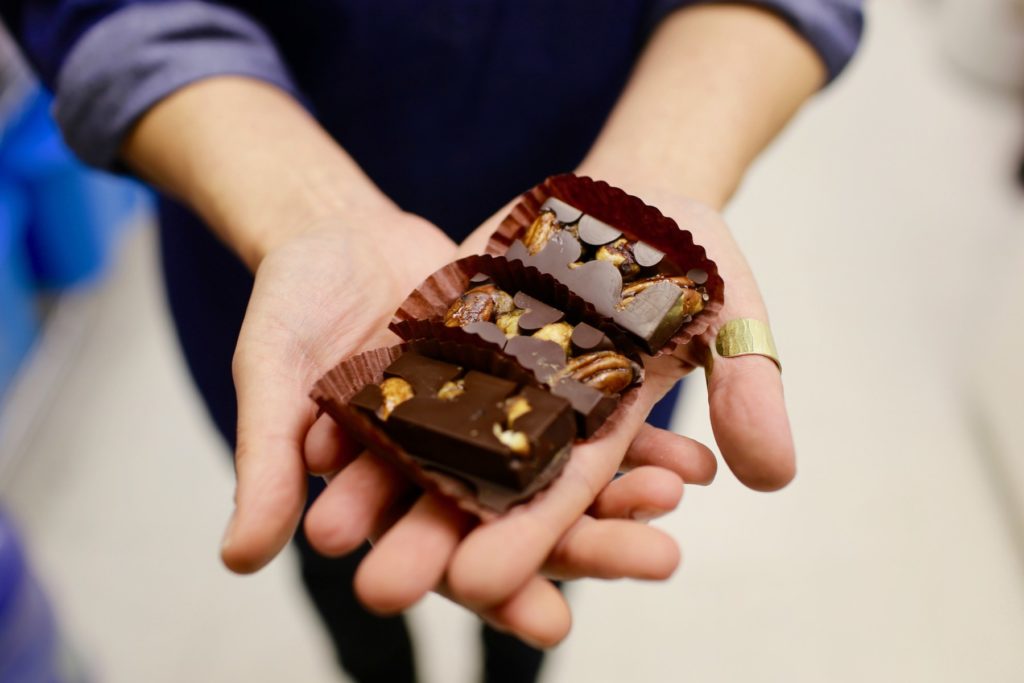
left=378, top=377, right=414, bottom=420
left=595, top=238, right=641, bottom=280
left=523, top=210, right=561, bottom=255
left=444, top=284, right=503, bottom=326
left=552, top=351, right=638, bottom=395
left=619, top=274, right=704, bottom=316
left=532, top=321, right=574, bottom=356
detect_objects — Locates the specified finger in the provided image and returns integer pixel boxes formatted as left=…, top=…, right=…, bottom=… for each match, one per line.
left=354, top=493, right=473, bottom=614
left=473, top=576, right=572, bottom=649
left=708, top=349, right=794, bottom=491
left=589, top=466, right=683, bottom=520
left=621, top=424, right=718, bottom=485
left=304, top=413, right=360, bottom=475
left=221, top=352, right=314, bottom=574
left=303, top=453, right=413, bottom=557
left=446, top=383, right=661, bottom=608
left=543, top=516, right=681, bottom=581
left=691, top=214, right=795, bottom=491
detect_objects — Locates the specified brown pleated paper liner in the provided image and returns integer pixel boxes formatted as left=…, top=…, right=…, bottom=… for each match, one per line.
left=310, top=339, right=573, bottom=518
left=486, top=174, right=725, bottom=355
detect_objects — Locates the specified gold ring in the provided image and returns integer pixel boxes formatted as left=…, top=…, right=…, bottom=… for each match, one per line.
left=713, top=318, right=781, bottom=372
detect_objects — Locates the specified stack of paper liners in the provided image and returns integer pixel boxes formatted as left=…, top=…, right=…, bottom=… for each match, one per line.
left=486, top=173, right=725, bottom=355
left=311, top=340, right=574, bottom=518
left=389, top=252, right=644, bottom=437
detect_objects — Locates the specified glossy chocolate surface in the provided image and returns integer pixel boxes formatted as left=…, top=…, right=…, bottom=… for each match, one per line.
left=350, top=352, right=575, bottom=491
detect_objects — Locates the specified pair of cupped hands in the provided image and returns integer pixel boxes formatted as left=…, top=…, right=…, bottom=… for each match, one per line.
left=219, top=180, right=795, bottom=647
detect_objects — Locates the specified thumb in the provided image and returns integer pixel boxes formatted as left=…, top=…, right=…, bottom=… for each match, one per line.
left=220, top=336, right=315, bottom=574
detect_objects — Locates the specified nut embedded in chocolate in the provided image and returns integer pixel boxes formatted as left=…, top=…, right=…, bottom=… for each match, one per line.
left=495, top=309, right=524, bottom=337
left=620, top=274, right=704, bottom=316
left=523, top=210, right=561, bottom=255
left=552, top=351, right=637, bottom=395
left=531, top=322, right=574, bottom=356
left=437, top=379, right=466, bottom=400
left=595, top=238, right=641, bottom=280
left=444, top=284, right=510, bottom=326
left=378, top=377, right=414, bottom=419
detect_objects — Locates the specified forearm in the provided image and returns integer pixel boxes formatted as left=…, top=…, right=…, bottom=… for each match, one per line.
left=121, top=76, right=399, bottom=270
left=579, top=4, right=826, bottom=209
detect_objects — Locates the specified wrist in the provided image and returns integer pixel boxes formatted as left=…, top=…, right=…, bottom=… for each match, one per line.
left=574, top=157, right=733, bottom=212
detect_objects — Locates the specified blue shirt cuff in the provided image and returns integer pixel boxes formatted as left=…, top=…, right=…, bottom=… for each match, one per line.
left=53, top=1, right=299, bottom=170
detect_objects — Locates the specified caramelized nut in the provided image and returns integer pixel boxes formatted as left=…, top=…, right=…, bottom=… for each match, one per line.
left=437, top=379, right=465, bottom=400
left=552, top=351, right=638, bottom=395
left=523, top=210, right=560, bottom=255
left=496, top=309, right=525, bottom=337
left=444, top=284, right=504, bottom=326
left=619, top=274, right=704, bottom=316
left=504, top=395, right=532, bottom=424
left=378, top=377, right=414, bottom=420
left=492, top=424, right=530, bottom=456
left=595, top=238, right=641, bottom=280
left=532, top=321, right=574, bottom=356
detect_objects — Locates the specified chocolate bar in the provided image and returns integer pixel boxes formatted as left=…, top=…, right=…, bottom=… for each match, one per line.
left=349, top=351, right=575, bottom=491
left=440, top=281, right=641, bottom=435
left=504, top=198, right=710, bottom=352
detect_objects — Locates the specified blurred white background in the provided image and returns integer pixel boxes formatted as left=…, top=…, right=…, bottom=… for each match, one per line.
left=2, top=1, right=1023, bottom=681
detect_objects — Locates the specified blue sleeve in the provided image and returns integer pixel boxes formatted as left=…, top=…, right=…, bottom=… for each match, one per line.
left=0, top=1, right=298, bottom=169
left=651, top=0, right=865, bottom=83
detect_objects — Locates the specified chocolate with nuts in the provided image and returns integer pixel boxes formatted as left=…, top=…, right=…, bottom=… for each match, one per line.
left=349, top=351, right=575, bottom=491
left=505, top=198, right=711, bottom=352
left=439, top=277, right=641, bottom=435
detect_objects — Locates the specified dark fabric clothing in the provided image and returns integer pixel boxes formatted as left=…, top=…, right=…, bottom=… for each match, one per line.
left=0, top=2, right=863, bottom=682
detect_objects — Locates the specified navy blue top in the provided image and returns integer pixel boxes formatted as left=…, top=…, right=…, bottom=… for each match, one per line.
left=0, top=0, right=863, bottom=439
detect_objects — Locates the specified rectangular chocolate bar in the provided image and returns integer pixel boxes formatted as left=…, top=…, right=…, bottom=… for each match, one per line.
left=349, top=351, right=575, bottom=491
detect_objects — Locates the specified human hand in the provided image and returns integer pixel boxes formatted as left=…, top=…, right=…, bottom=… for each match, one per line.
left=342, top=184, right=795, bottom=626
left=302, top=188, right=770, bottom=645
left=220, top=206, right=704, bottom=646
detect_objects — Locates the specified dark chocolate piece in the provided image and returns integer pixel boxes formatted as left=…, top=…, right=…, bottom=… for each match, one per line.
left=383, top=351, right=462, bottom=395
left=507, top=230, right=695, bottom=353
left=551, top=378, right=618, bottom=437
left=463, top=320, right=510, bottom=348
left=353, top=353, right=576, bottom=491
left=512, top=291, right=564, bottom=331
left=577, top=214, right=622, bottom=246
left=633, top=241, right=665, bottom=267
left=570, top=323, right=614, bottom=355
left=686, top=268, right=708, bottom=285
left=539, top=197, right=583, bottom=224
left=503, top=336, right=567, bottom=382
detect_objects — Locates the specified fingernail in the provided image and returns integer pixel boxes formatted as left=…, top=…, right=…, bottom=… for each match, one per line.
left=221, top=511, right=238, bottom=552
left=631, top=508, right=662, bottom=521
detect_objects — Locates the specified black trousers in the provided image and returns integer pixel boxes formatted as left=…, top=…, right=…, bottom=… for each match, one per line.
left=158, top=201, right=680, bottom=683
